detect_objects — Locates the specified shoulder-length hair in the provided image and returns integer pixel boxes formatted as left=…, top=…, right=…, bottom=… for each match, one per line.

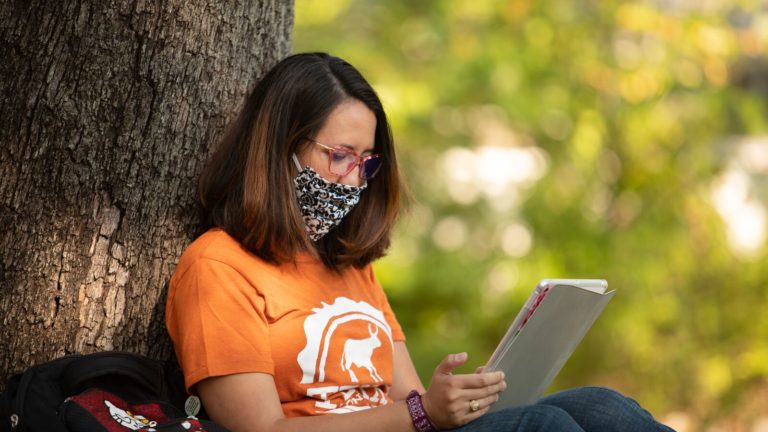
left=198, top=52, right=402, bottom=270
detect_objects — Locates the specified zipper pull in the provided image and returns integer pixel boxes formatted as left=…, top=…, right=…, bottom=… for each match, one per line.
left=10, top=413, right=19, bottom=431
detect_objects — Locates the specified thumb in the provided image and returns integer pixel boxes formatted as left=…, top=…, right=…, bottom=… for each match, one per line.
left=434, top=352, right=468, bottom=375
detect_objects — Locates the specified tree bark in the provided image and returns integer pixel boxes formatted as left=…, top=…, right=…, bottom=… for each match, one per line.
left=0, top=0, right=293, bottom=382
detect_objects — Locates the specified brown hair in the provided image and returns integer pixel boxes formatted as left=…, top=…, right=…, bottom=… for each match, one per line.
left=198, top=53, right=401, bottom=270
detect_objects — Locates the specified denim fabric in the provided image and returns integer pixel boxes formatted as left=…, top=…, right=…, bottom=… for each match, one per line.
left=537, top=387, right=675, bottom=432
left=448, top=404, right=585, bottom=431
left=449, top=387, right=675, bottom=432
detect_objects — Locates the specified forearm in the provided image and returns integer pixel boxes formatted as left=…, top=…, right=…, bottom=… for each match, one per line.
left=268, top=401, right=415, bottom=432
left=199, top=372, right=424, bottom=432
left=200, top=348, right=503, bottom=432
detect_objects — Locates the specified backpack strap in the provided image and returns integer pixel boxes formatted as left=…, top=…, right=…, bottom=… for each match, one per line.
left=60, top=352, right=164, bottom=398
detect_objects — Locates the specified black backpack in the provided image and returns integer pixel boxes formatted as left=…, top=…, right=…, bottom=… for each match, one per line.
left=0, top=351, right=227, bottom=432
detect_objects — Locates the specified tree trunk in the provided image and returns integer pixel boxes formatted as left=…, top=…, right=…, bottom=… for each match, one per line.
left=0, top=0, right=293, bottom=382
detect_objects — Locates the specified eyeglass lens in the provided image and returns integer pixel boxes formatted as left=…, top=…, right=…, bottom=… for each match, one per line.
left=361, top=157, right=382, bottom=179
left=328, top=150, right=382, bottom=179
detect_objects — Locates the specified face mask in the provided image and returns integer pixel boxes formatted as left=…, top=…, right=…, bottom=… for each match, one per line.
left=293, top=154, right=366, bottom=241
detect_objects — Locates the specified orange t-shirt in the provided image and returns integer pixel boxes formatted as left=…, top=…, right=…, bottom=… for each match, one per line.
left=166, top=228, right=406, bottom=417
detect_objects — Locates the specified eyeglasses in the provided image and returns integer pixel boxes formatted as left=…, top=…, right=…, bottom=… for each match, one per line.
left=306, top=138, right=383, bottom=180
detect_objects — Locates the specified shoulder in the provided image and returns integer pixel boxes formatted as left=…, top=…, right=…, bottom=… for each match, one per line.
left=172, top=228, right=265, bottom=282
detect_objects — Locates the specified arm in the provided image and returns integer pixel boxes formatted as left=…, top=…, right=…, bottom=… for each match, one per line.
left=198, top=343, right=506, bottom=432
left=390, top=341, right=426, bottom=400
left=390, top=342, right=507, bottom=429
left=198, top=372, right=415, bottom=432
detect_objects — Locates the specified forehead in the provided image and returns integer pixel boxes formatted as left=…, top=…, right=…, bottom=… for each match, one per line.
left=315, top=99, right=377, bottom=152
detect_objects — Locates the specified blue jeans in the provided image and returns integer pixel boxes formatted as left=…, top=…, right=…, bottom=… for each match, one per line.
left=449, top=387, right=675, bottom=431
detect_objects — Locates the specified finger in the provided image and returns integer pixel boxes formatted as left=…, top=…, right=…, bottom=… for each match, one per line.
left=464, top=392, right=501, bottom=414
left=450, top=371, right=505, bottom=389
left=459, top=379, right=507, bottom=401
left=474, top=366, right=485, bottom=374
left=465, top=397, right=495, bottom=422
left=434, top=352, right=468, bottom=375
left=475, top=392, right=502, bottom=410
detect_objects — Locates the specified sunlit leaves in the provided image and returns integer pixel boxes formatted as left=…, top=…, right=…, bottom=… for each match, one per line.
left=294, top=0, right=768, bottom=427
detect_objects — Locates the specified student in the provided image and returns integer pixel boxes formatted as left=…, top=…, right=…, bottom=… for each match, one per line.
left=166, top=52, right=673, bottom=432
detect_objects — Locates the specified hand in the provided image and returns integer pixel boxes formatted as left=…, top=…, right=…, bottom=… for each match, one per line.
left=420, top=353, right=507, bottom=429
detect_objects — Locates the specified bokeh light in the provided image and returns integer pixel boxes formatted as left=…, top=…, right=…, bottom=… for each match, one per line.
left=295, top=1, right=768, bottom=429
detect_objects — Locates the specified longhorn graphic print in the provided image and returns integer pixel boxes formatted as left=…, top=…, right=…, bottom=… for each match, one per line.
left=340, top=324, right=384, bottom=382
left=296, top=297, right=394, bottom=413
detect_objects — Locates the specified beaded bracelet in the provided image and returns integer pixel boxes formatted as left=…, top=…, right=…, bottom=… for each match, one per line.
left=406, top=390, right=437, bottom=432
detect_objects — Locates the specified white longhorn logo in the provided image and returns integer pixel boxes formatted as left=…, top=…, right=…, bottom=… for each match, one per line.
left=340, top=324, right=383, bottom=382
left=296, top=297, right=394, bottom=413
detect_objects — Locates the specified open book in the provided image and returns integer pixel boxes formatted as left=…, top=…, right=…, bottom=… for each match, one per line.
left=484, top=279, right=615, bottom=411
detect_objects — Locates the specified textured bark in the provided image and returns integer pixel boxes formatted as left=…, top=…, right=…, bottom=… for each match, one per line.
left=0, top=0, right=293, bottom=381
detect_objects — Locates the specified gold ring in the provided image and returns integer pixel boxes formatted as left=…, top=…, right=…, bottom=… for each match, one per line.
left=469, top=399, right=480, bottom=412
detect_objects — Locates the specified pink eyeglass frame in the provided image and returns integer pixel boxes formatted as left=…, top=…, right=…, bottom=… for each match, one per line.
left=305, top=138, right=383, bottom=179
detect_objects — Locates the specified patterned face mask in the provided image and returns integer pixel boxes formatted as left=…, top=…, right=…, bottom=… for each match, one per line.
left=293, top=154, right=367, bottom=241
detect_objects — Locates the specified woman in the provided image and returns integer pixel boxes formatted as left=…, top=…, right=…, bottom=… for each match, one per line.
left=166, top=52, right=673, bottom=432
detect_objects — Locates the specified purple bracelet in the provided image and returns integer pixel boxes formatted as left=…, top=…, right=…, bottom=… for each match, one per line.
left=406, top=390, right=437, bottom=432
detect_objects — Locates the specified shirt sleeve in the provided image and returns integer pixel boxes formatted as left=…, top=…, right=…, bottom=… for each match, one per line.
left=167, top=257, right=274, bottom=393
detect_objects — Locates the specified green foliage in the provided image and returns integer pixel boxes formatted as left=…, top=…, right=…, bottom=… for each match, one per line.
left=295, top=0, right=768, bottom=428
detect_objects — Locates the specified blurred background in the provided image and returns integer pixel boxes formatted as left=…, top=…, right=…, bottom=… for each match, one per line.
left=293, top=1, right=768, bottom=430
